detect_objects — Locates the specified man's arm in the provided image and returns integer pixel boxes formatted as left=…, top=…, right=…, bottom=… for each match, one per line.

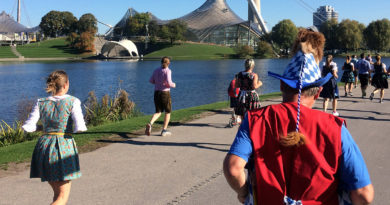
left=350, top=184, right=374, bottom=205
left=223, top=154, right=248, bottom=204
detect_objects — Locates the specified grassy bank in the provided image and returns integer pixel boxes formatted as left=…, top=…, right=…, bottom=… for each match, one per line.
left=0, top=92, right=282, bottom=169
left=15, top=38, right=91, bottom=58
left=0, top=46, right=17, bottom=58
left=145, top=43, right=236, bottom=60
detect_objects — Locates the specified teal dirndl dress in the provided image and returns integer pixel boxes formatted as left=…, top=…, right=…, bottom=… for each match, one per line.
left=30, top=96, right=81, bottom=182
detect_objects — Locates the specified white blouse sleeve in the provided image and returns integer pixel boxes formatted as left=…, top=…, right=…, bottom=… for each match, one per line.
left=72, top=98, right=87, bottom=132
left=22, top=100, right=40, bottom=132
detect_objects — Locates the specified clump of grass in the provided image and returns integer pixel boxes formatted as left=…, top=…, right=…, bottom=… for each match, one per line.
left=84, top=89, right=141, bottom=126
left=0, top=120, right=40, bottom=147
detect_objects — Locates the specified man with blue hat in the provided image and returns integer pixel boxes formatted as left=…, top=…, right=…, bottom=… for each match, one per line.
left=223, top=29, right=374, bottom=205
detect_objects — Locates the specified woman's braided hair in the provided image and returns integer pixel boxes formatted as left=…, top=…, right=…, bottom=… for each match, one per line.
left=46, top=70, right=68, bottom=95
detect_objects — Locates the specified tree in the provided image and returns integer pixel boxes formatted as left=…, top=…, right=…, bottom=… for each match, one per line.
left=271, top=19, right=298, bottom=55
left=364, top=19, right=390, bottom=51
left=336, top=19, right=364, bottom=52
left=124, top=13, right=150, bottom=36
left=235, top=45, right=255, bottom=58
left=74, top=31, right=95, bottom=52
left=256, top=41, right=274, bottom=58
left=78, top=13, right=97, bottom=34
left=160, top=20, right=187, bottom=44
left=39, top=11, right=64, bottom=37
left=61, top=11, right=78, bottom=35
left=320, top=19, right=339, bottom=52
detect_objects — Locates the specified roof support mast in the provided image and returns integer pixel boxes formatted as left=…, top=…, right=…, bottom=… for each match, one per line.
left=17, top=0, right=21, bottom=23
left=247, top=0, right=268, bottom=33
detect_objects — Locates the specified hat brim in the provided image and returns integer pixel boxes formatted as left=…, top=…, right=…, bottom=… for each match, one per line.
left=268, top=71, right=333, bottom=89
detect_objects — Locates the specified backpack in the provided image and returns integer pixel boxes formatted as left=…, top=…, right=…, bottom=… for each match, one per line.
left=228, top=79, right=240, bottom=98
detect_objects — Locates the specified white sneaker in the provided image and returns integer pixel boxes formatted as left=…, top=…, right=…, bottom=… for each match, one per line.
left=161, top=129, right=172, bottom=137
left=332, top=111, right=340, bottom=117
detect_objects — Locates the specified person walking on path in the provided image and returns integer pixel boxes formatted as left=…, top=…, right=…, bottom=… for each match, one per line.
left=223, top=28, right=374, bottom=205
left=320, top=55, right=340, bottom=116
left=235, top=59, right=262, bottom=120
left=351, top=55, right=359, bottom=88
left=22, top=70, right=87, bottom=205
left=356, top=53, right=372, bottom=98
left=145, top=57, right=176, bottom=137
left=340, top=55, right=355, bottom=97
left=369, top=55, right=388, bottom=103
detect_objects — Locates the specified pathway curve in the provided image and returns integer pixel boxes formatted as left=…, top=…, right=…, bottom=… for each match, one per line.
left=0, top=86, right=389, bottom=204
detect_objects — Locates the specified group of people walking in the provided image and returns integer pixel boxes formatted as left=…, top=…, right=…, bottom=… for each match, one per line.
left=19, top=29, right=384, bottom=204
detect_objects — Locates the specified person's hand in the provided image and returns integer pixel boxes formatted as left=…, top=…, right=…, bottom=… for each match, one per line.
left=237, top=185, right=249, bottom=204
left=172, top=83, right=176, bottom=88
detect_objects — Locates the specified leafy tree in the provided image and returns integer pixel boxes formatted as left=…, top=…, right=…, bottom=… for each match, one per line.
left=256, top=41, right=274, bottom=58
left=124, top=13, right=150, bottom=36
left=148, top=20, right=160, bottom=37
left=337, top=19, right=364, bottom=52
left=78, top=13, right=97, bottom=34
left=320, top=19, right=339, bottom=52
left=364, top=19, right=390, bottom=51
left=271, top=19, right=298, bottom=54
left=61, top=11, right=78, bottom=35
left=160, top=20, right=187, bottom=44
left=39, top=11, right=64, bottom=37
left=66, top=32, right=78, bottom=47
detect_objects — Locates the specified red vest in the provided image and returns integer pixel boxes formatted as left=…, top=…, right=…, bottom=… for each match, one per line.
left=248, top=103, right=344, bottom=205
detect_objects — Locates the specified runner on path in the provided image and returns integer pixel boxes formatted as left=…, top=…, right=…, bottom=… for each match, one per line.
left=223, top=28, right=374, bottom=205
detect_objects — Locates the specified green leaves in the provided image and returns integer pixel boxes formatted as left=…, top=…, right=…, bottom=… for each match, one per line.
left=271, top=19, right=298, bottom=54
left=364, top=19, right=390, bottom=51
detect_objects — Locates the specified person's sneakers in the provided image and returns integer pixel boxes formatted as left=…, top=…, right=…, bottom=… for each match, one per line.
left=145, top=123, right=152, bottom=136
left=345, top=93, right=348, bottom=97
left=369, top=93, right=374, bottom=101
left=332, top=111, right=340, bottom=117
left=161, top=129, right=172, bottom=137
left=348, top=92, right=353, bottom=96
left=379, top=99, right=383, bottom=103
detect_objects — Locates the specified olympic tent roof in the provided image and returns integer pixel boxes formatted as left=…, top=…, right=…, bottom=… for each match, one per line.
left=0, top=11, right=39, bottom=34
left=109, top=0, right=264, bottom=41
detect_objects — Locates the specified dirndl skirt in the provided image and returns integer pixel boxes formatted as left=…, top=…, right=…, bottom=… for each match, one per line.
left=340, top=71, right=355, bottom=83
left=30, top=134, right=81, bottom=182
left=237, top=90, right=261, bottom=116
left=320, top=78, right=339, bottom=99
left=371, top=74, right=389, bottom=89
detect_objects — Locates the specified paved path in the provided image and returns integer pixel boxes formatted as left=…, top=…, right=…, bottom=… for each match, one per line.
left=1, top=86, right=389, bottom=205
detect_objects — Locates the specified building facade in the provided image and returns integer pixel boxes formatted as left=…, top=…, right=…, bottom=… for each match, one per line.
left=313, top=5, right=338, bottom=29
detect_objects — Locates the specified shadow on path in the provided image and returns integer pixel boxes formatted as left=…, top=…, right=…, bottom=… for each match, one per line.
left=97, top=138, right=230, bottom=152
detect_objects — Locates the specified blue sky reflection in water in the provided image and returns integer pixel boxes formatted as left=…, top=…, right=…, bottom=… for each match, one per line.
left=1, top=58, right=390, bottom=124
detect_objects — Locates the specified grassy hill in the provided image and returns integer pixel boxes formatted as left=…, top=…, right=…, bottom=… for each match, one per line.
left=145, top=43, right=236, bottom=60
left=16, top=38, right=90, bottom=58
left=0, top=46, right=17, bottom=58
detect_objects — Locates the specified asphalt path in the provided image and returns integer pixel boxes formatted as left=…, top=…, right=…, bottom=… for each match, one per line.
left=0, top=86, right=389, bottom=205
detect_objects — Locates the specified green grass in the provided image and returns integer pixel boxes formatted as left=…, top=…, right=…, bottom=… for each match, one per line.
left=0, top=92, right=282, bottom=168
left=0, top=46, right=17, bottom=58
left=145, top=43, right=236, bottom=60
left=16, top=38, right=90, bottom=58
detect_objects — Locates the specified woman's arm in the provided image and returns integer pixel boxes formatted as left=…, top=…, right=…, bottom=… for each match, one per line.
left=253, top=73, right=263, bottom=89
left=72, top=98, right=87, bottom=132
left=22, top=101, right=40, bottom=132
left=166, top=69, right=176, bottom=88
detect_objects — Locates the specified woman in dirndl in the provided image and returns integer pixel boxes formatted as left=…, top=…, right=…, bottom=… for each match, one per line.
left=23, top=70, right=87, bottom=205
left=340, top=55, right=355, bottom=97
left=320, top=55, right=340, bottom=116
left=369, top=55, right=388, bottom=103
left=235, top=59, right=263, bottom=119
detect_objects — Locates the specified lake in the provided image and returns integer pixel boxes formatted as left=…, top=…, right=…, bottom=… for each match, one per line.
left=1, top=57, right=389, bottom=124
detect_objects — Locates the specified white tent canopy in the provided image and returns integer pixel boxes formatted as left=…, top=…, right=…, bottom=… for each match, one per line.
left=101, top=39, right=139, bottom=58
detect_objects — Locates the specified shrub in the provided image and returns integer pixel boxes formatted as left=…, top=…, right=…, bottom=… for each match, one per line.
left=0, top=121, right=40, bottom=147
left=235, top=45, right=255, bottom=58
left=256, top=41, right=275, bottom=58
left=84, top=89, right=140, bottom=126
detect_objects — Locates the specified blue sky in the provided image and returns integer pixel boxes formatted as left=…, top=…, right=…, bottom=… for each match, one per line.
left=2, top=0, right=389, bottom=34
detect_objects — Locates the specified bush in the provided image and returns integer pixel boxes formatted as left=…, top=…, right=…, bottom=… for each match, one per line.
left=256, top=41, right=275, bottom=58
left=84, top=89, right=140, bottom=126
left=235, top=45, right=255, bottom=58
left=0, top=121, right=40, bottom=147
